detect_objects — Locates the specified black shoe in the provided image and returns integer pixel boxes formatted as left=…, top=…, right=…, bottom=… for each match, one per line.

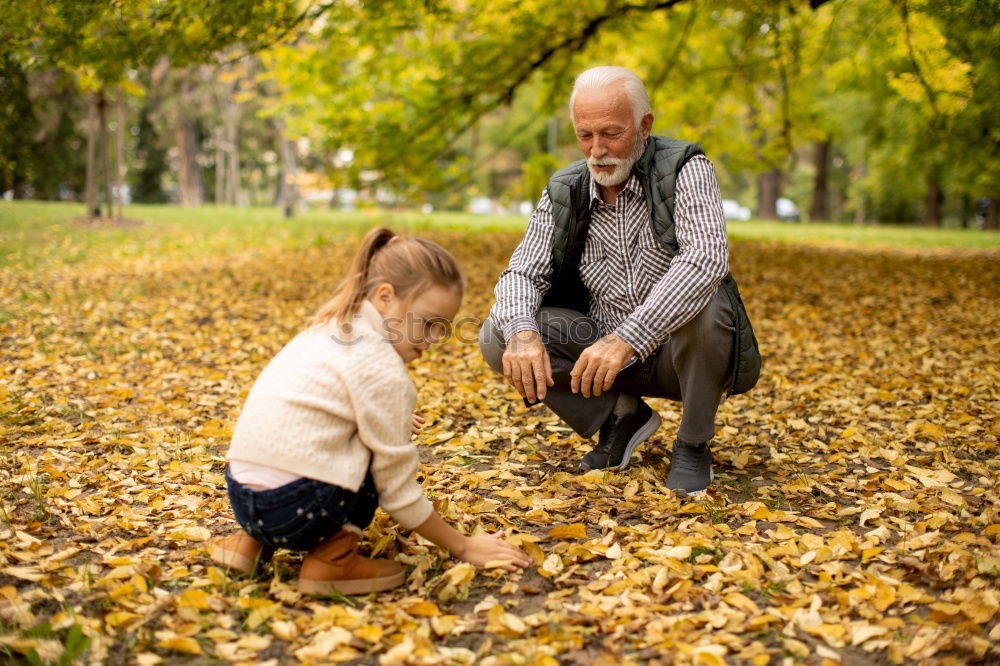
left=665, top=440, right=713, bottom=495
left=579, top=400, right=661, bottom=472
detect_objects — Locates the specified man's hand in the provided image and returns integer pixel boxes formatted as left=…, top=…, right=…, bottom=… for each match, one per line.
left=570, top=333, right=636, bottom=398
left=501, top=329, right=554, bottom=403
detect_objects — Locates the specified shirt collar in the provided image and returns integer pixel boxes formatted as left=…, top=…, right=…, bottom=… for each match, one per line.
left=588, top=171, right=642, bottom=207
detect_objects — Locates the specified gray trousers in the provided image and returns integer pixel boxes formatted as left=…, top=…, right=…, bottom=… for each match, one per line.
left=478, top=286, right=735, bottom=443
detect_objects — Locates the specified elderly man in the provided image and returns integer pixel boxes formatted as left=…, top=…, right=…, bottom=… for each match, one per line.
left=478, top=66, right=760, bottom=494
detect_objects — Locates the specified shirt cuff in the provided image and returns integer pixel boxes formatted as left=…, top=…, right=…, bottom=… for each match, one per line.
left=614, top=317, right=662, bottom=361
left=501, top=316, right=538, bottom=342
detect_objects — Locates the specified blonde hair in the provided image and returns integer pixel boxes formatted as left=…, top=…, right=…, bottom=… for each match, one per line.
left=310, top=227, right=463, bottom=328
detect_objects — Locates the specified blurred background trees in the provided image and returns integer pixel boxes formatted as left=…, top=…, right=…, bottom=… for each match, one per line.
left=1, top=0, right=997, bottom=228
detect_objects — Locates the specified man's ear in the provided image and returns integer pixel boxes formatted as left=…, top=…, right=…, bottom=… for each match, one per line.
left=641, top=112, right=654, bottom=139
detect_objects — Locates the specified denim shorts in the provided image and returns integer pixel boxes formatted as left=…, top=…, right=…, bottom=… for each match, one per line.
left=225, top=466, right=379, bottom=551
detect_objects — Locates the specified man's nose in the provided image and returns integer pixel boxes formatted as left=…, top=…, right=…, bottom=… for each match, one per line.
left=591, top=136, right=607, bottom=158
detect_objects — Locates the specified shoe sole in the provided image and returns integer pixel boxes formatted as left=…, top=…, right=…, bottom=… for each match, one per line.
left=615, top=409, right=662, bottom=471
left=297, top=570, right=406, bottom=596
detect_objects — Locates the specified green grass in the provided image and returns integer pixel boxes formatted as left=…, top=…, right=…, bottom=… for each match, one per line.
left=726, top=218, right=1000, bottom=250
left=1, top=200, right=996, bottom=271
left=0, top=201, right=527, bottom=271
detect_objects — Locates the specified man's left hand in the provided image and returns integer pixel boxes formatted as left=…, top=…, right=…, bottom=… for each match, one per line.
left=570, top=334, right=636, bottom=398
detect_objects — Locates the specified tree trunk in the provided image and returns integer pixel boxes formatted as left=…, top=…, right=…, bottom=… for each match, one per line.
left=174, top=81, right=204, bottom=207
left=756, top=168, right=781, bottom=220
left=984, top=199, right=998, bottom=231
left=921, top=174, right=943, bottom=227
left=851, top=163, right=867, bottom=225
left=275, top=118, right=298, bottom=218
left=84, top=94, right=100, bottom=217
left=214, top=126, right=225, bottom=205
left=225, top=118, right=240, bottom=205
left=959, top=194, right=971, bottom=229
left=114, top=91, right=126, bottom=219
left=809, top=139, right=830, bottom=222
left=98, top=90, right=113, bottom=219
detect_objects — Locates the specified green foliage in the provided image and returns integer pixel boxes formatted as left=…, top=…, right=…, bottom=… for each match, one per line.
left=3, top=0, right=999, bottom=225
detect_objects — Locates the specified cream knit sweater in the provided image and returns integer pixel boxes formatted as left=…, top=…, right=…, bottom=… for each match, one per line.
left=227, top=299, right=432, bottom=530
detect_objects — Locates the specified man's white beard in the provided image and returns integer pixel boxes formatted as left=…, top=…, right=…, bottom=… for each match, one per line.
left=587, top=133, right=647, bottom=187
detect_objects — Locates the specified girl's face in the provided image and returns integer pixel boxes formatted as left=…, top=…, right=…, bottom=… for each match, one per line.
left=369, top=283, right=462, bottom=363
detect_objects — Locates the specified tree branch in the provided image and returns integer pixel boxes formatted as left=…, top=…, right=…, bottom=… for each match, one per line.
left=896, top=0, right=941, bottom=123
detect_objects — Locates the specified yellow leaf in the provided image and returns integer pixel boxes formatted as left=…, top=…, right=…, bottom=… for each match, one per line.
left=105, top=611, right=140, bottom=628
left=178, top=589, right=210, bottom=610
left=354, top=624, right=383, bottom=643
left=167, top=526, right=211, bottom=542
left=548, top=524, right=587, bottom=539
left=873, top=583, right=896, bottom=612
left=245, top=602, right=276, bottom=630
left=406, top=601, right=440, bottom=617
left=862, top=547, right=884, bottom=561
left=156, top=637, right=202, bottom=655
left=939, top=489, right=965, bottom=506
left=664, top=545, right=692, bottom=560
left=236, top=635, right=271, bottom=651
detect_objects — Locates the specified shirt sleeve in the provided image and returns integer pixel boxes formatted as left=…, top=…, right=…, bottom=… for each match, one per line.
left=489, top=190, right=556, bottom=341
left=614, top=155, right=730, bottom=360
left=345, top=346, right=432, bottom=530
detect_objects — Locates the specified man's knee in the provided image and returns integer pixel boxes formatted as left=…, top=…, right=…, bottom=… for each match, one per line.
left=478, top=319, right=505, bottom=374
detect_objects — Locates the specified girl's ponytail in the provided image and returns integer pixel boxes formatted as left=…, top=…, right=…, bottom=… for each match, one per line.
left=309, top=227, right=462, bottom=329
left=310, top=227, right=397, bottom=327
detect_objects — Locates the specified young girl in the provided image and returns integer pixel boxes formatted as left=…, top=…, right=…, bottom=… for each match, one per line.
left=211, top=228, right=530, bottom=595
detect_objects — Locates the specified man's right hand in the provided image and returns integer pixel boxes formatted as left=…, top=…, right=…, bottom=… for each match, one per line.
left=501, top=329, right=554, bottom=403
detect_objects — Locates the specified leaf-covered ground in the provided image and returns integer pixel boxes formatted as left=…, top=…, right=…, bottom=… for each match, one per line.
left=1, top=225, right=998, bottom=665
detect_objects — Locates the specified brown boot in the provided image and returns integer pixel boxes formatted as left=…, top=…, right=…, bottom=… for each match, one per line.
left=298, top=529, right=405, bottom=596
left=209, top=530, right=274, bottom=576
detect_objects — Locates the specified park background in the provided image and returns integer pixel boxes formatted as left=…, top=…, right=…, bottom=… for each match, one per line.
left=1, top=1, right=999, bottom=665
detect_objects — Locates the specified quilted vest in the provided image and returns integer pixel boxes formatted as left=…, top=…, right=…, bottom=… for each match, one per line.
left=541, top=135, right=761, bottom=395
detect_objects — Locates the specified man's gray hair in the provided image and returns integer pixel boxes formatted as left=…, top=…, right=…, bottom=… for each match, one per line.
left=569, top=66, right=651, bottom=127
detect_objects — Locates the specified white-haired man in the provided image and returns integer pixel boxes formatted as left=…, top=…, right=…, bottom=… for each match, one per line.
left=479, top=66, right=760, bottom=494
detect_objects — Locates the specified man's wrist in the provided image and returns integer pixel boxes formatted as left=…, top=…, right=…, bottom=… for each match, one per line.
left=614, top=321, right=656, bottom=361
left=502, top=318, right=538, bottom=342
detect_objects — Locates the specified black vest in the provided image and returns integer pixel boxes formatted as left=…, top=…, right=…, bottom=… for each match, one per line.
left=541, top=135, right=761, bottom=396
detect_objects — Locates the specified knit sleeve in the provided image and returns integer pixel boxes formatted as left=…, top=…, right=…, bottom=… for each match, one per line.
left=343, top=340, right=432, bottom=530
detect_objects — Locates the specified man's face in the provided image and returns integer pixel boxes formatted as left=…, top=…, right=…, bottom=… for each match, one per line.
left=572, top=84, right=652, bottom=187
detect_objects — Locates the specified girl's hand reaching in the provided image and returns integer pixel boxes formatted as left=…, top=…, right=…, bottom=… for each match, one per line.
left=458, top=531, right=533, bottom=571
left=411, top=413, right=425, bottom=435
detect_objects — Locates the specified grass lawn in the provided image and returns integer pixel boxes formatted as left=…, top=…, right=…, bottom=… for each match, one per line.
left=1, top=201, right=997, bottom=271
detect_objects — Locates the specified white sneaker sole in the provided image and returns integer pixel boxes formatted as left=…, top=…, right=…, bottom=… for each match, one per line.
left=617, top=410, right=662, bottom=471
